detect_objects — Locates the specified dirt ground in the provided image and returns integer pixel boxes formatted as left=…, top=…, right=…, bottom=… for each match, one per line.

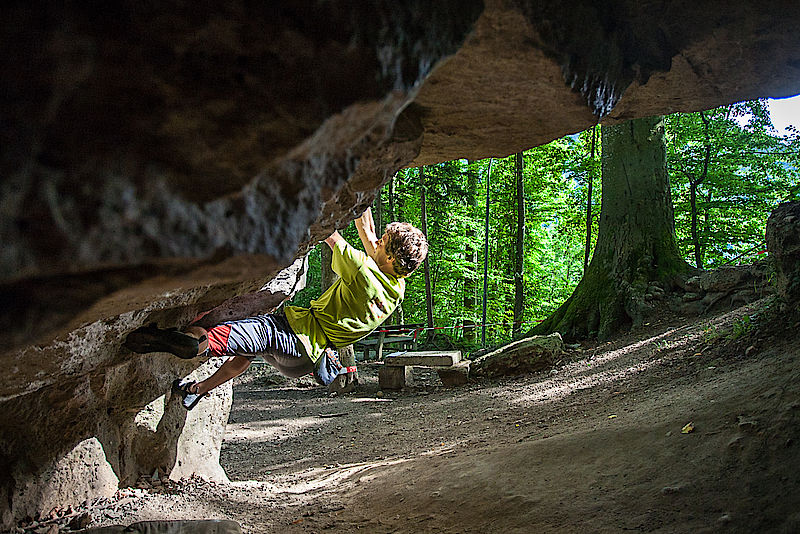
left=85, top=298, right=800, bottom=533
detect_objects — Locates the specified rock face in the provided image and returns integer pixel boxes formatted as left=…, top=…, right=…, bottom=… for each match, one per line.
left=2, top=1, right=800, bottom=528
left=671, top=263, right=774, bottom=317
left=766, top=201, right=800, bottom=311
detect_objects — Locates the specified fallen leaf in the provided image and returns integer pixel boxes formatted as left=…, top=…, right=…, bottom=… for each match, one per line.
left=681, top=422, right=695, bottom=434
left=608, top=414, right=617, bottom=419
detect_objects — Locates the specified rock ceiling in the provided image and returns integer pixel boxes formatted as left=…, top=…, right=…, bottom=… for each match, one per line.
left=1, top=2, right=800, bottom=525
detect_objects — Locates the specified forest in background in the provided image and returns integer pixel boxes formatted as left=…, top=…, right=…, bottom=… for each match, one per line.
left=289, top=101, right=800, bottom=352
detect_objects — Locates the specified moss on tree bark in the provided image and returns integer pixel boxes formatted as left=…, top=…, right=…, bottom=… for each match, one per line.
left=532, top=116, right=695, bottom=340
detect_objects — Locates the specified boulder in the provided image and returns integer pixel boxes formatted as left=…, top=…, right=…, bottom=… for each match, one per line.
left=766, top=201, right=800, bottom=308
left=675, top=262, right=773, bottom=316
left=471, top=333, right=564, bottom=379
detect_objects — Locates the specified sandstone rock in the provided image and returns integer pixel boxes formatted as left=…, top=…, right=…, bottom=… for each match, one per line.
left=378, top=366, right=414, bottom=391
left=7, top=438, right=117, bottom=529
left=169, top=359, right=233, bottom=483
left=437, top=361, right=471, bottom=387
left=766, top=201, right=800, bottom=308
left=3, top=2, right=800, bottom=529
left=471, top=333, right=563, bottom=379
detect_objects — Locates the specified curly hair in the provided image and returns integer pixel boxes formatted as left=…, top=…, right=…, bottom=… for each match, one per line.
left=384, top=222, right=428, bottom=277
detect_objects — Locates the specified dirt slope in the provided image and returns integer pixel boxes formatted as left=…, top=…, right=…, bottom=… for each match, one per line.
left=82, top=299, right=800, bottom=533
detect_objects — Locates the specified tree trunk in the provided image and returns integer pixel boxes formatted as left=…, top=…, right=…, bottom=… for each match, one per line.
left=391, top=174, right=405, bottom=325
left=690, top=180, right=701, bottom=268
left=374, top=187, right=383, bottom=237
left=481, top=159, right=493, bottom=347
left=386, top=174, right=404, bottom=325
left=420, top=167, right=434, bottom=336
left=584, top=125, right=597, bottom=273
left=532, top=116, right=693, bottom=340
left=512, top=152, right=525, bottom=337
left=691, top=111, right=712, bottom=269
left=463, top=164, right=478, bottom=343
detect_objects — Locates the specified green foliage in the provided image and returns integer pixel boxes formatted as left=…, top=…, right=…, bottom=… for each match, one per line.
left=665, top=100, right=800, bottom=268
left=285, top=99, right=797, bottom=351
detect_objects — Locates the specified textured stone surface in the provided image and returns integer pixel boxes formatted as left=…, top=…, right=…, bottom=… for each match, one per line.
left=472, top=333, right=564, bottom=379
left=9, top=438, right=118, bottom=527
left=384, top=351, right=462, bottom=367
left=378, top=366, right=414, bottom=391
left=766, top=201, right=800, bottom=308
left=437, top=361, right=471, bottom=388
left=168, top=359, right=233, bottom=484
left=83, top=519, right=243, bottom=534
left=2, top=1, right=800, bottom=528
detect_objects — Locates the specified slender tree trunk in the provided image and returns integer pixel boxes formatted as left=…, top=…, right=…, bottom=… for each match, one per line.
left=393, top=174, right=406, bottom=325
left=690, top=181, right=701, bottom=268
left=420, top=167, right=434, bottom=336
left=701, top=191, right=712, bottom=265
left=533, top=116, right=694, bottom=340
left=584, top=125, right=597, bottom=273
left=386, top=174, right=404, bottom=325
left=462, top=164, right=478, bottom=343
left=513, top=152, right=525, bottom=337
left=691, top=111, right=712, bottom=269
left=375, top=187, right=383, bottom=236
left=387, top=174, right=395, bottom=227
left=481, top=159, right=493, bottom=346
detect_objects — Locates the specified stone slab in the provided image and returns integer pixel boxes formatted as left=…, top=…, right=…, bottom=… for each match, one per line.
left=384, top=351, right=462, bottom=367
left=436, top=361, right=470, bottom=387
left=378, top=365, right=414, bottom=390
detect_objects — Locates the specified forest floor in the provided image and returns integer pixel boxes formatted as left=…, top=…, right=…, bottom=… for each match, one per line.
left=87, top=298, right=800, bottom=533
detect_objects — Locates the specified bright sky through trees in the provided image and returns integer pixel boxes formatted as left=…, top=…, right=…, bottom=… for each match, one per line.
left=767, top=94, right=800, bottom=134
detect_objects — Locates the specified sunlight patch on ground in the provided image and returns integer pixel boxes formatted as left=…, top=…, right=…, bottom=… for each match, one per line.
left=225, top=416, right=320, bottom=443
left=510, top=356, right=668, bottom=406
left=501, top=324, right=711, bottom=407
left=271, top=457, right=412, bottom=495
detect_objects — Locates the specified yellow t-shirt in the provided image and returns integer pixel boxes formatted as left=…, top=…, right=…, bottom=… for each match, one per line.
left=284, top=240, right=405, bottom=363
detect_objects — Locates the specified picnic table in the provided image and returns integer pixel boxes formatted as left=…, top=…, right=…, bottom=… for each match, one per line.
left=354, top=323, right=424, bottom=361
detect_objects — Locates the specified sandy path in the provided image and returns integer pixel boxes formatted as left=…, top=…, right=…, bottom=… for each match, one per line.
left=86, top=301, right=800, bottom=533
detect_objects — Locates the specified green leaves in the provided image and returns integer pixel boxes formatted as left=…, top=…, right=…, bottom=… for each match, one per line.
left=666, top=100, right=799, bottom=267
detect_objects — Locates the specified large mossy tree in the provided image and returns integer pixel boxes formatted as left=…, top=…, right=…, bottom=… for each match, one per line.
left=533, top=116, right=695, bottom=340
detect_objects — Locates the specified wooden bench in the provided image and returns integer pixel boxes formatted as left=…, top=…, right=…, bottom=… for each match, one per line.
left=378, top=350, right=470, bottom=390
left=355, top=323, right=424, bottom=361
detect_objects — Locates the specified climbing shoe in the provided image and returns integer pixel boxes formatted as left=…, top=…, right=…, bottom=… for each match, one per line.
left=172, top=378, right=207, bottom=411
left=123, top=323, right=199, bottom=360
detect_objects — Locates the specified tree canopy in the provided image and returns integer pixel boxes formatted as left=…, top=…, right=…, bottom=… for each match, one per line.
left=289, top=100, right=799, bottom=351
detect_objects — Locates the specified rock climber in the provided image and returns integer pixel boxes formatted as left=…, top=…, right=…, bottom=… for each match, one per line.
left=124, top=208, right=428, bottom=409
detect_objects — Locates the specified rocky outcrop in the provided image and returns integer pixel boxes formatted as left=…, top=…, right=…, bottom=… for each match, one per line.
left=472, top=334, right=564, bottom=379
left=671, top=263, right=774, bottom=316
left=766, top=201, right=800, bottom=310
left=3, top=1, right=800, bottom=528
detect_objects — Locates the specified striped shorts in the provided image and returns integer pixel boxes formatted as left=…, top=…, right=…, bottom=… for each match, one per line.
left=205, top=313, right=347, bottom=385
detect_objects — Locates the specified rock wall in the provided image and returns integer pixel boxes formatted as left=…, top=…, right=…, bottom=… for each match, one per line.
left=766, top=201, right=800, bottom=311
left=2, top=1, right=800, bottom=528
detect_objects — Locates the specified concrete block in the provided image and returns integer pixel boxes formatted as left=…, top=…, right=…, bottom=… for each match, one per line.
left=378, top=365, right=413, bottom=390
left=385, top=350, right=461, bottom=367
left=436, top=361, right=470, bottom=387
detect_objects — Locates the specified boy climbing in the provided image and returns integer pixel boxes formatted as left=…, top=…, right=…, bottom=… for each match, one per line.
left=124, top=208, right=428, bottom=409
